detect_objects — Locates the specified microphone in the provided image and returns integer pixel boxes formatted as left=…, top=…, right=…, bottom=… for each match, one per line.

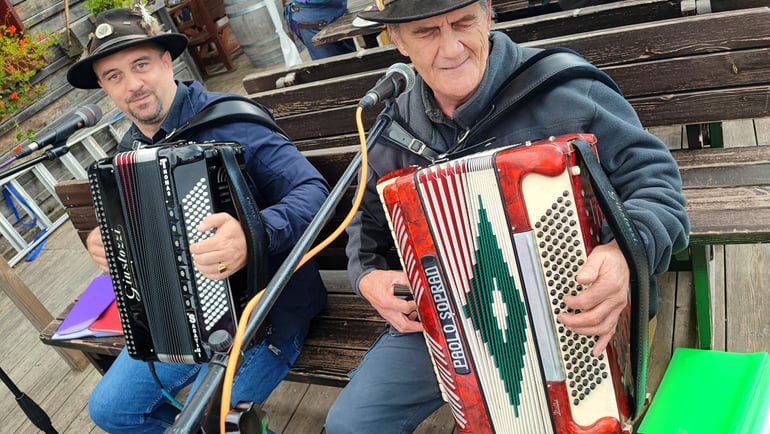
left=358, top=63, right=416, bottom=108
left=14, top=104, right=103, bottom=159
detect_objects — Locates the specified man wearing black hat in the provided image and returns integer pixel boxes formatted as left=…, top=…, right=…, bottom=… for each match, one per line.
left=326, top=0, right=689, bottom=432
left=68, top=7, right=330, bottom=432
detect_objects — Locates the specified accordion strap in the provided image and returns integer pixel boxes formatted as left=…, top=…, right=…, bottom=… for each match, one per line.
left=450, top=48, right=622, bottom=156
left=162, top=96, right=288, bottom=144
left=382, top=48, right=622, bottom=162
left=572, top=139, right=650, bottom=419
left=219, top=146, right=270, bottom=300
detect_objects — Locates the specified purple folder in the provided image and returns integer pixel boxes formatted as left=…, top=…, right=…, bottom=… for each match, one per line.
left=56, top=274, right=115, bottom=336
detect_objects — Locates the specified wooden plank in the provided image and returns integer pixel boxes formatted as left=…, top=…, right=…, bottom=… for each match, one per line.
left=721, top=118, right=759, bottom=148
left=321, top=294, right=383, bottom=322
left=256, top=47, right=770, bottom=119
left=288, top=346, right=365, bottom=387
left=0, top=256, right=88, bottom=371
left=648, top=272, right=677, bottom=395
left=304, top=319, right=383, bottom=351
left=415, top=405, right=457, bottom=434
left=672, top=271, right=698, bottom=349
left=754, top=117, right=770, bottom=143
left=282, top=384, right=340, bottom=434
left=709, top=245, right=727, bottom=351
left=243, top=45, right=407, bottom=94
left=55, top=180, right=95, bottom=207
left=496, top=0, right=683, bottom=43
left=710, top=0, right=770, bottom=11
left=684, top=186, right=770, bottom=244
left=245, top=6, right=770, bottom=94
left=533, top=7, right=770, bottom=67
left=724, top=244, right=770, bottom=352
left=262, top=381, right=310, bottom=433
left=267, top=85, right=770, bottom=139
left=609, top=49, right=770, bottom=99
left=672, top=144, right=770, bottom=168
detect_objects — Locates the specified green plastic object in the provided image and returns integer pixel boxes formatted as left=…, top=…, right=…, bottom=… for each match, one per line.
left=639, top=348, right=770, bottom=434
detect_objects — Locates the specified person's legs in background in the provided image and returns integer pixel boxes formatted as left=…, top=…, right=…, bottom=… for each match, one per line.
left=299, top=26, right=355, bottom=60
left=284, top=1, right=356, bottom=60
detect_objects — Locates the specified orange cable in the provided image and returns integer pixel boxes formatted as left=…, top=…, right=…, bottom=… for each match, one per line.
left=219, top=106, right=370, bottom=433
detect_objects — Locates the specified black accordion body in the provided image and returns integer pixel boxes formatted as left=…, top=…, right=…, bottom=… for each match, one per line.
left=89, top=142, right=262, bottom=363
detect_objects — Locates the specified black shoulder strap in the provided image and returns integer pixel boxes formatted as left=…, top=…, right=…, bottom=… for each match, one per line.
left=382, top=48, right=622, bottom=162
left=456, top=48, right=621, bottom=151
left=160, top=96, right=288, bottom=144
left=572, top=139, right=650, bottom=418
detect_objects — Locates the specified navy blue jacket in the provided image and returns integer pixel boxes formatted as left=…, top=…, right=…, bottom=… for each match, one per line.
left=119, top=81, right=329, bottom=345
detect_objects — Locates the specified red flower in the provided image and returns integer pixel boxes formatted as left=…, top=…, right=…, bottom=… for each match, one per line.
left=37, top=34, right=44, bottom=41
left=10, top=92, right=19, bottom=100
left=7, top=25, right=16, bottom=34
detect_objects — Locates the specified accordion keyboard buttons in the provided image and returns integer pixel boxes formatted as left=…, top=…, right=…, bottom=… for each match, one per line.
left=182, top=178, right=231, bottom=331
left=533, top=190, right=611, bottom=408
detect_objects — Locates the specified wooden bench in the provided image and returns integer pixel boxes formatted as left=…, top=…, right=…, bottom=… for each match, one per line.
left=247, top=6, right=770, bottom=352
left=247, top=0, right=769, bottom=94
left=310, top=0, right=719, bottom=50
left=39, top=144, right=770, bottom=384
left=40, top=7, right=770, bottom=387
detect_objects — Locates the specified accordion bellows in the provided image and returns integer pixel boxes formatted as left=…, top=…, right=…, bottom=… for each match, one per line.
left=378, top=134, right=634, bottom=433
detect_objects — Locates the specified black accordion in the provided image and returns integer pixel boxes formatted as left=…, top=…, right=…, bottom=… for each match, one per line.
left=89, top=142, right=267, bottom=363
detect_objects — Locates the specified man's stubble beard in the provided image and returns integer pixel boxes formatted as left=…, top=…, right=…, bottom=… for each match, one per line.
left=129, top=91, right=166, bottom=129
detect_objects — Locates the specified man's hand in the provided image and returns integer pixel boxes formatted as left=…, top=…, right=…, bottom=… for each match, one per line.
left=189, top=213, right=248, bottom=280
left=86, top=227, right=109, bottom=273
left=359, top=270, right=422, bottom=334
left=558, top=239, right=630, bottom=356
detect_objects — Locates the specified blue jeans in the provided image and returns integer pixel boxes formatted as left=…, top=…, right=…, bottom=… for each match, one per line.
left=325, top=327, right=446, bottom=434
left=88, top=325, right=308, bottom=433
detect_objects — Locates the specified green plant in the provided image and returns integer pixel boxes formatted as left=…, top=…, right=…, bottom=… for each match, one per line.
left=82, top=0, right=134, bottom=17
left=0, top=24, right=56, bottom=127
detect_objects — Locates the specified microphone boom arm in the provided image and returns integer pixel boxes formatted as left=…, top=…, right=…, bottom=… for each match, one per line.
left=168, top=102, right=399, bottom=433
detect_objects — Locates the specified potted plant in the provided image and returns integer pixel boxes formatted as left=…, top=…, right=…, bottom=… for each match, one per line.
left=0, top=23, right=56, bottom=138
left=82, top=0, right=134, bottom=19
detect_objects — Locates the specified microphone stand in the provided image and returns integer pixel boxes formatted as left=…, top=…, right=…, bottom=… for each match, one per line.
left=168, top=101, right=398, bottom=434
left=0, top=148, right=71, bottom=434
left=0, top=367, right=57, bottom=433
left=0, top=147, right=71, bottom=180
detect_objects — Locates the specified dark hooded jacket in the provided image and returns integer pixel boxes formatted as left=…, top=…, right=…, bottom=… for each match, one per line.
left=345, top=32, right=689, bottom=316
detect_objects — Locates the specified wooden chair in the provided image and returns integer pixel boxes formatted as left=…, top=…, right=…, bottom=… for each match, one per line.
left=167, top=0, right=240, bottom=76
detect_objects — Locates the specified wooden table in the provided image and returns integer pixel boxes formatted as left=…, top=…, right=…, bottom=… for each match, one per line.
left=311, top=0, right=384, bottom=48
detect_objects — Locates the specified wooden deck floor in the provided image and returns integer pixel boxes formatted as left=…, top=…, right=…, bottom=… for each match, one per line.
left=0, top=53, right=767, bottom=433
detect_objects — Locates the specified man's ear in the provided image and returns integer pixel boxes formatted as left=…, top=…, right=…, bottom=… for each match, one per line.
left=388, top=25, right=410, bottom=58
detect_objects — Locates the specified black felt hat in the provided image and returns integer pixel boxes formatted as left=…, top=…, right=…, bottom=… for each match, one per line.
left=358, top=0, right=480, bottom=23
left=67, top=7, right=188, bottom=89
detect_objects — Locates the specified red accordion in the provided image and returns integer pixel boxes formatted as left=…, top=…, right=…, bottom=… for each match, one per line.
left=377, top=134, right=634, bottom=433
